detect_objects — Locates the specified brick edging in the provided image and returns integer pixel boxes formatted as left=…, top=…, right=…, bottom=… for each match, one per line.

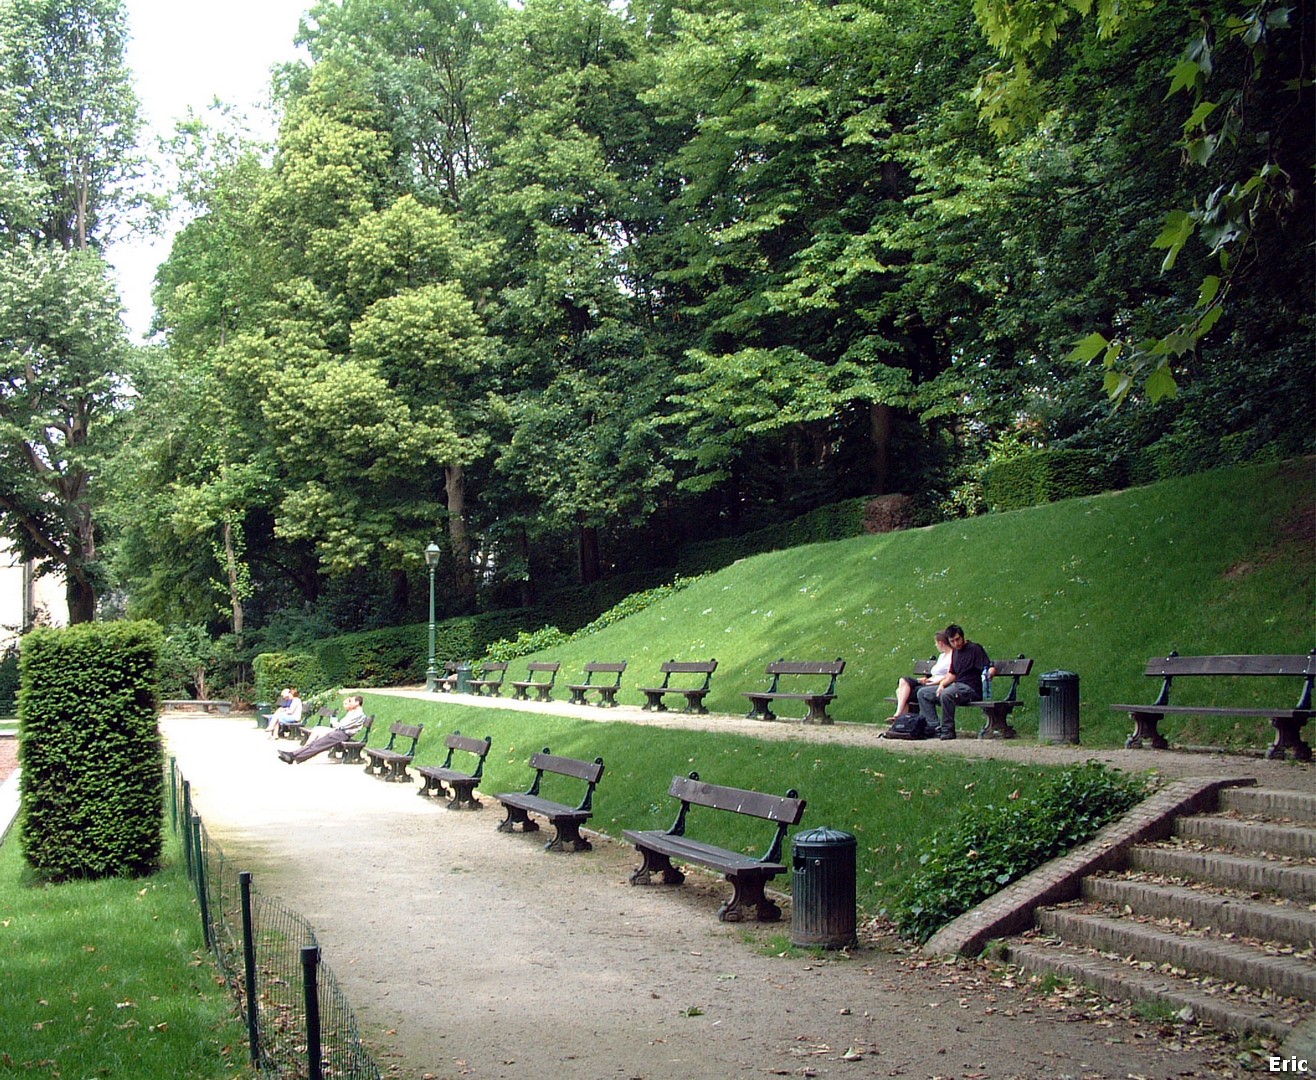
left=921, top=775, right=1257, bottom=958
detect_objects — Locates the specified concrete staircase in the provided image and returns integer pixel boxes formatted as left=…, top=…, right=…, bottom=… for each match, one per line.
left=1005, top=786, right=1316, bottom=1041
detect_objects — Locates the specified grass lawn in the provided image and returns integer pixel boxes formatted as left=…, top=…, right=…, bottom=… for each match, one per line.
left=0, top=825, right=252, bottom=1079
left=474, top=459, right=1314, bottom=751
left=353, top=695, right=1095, bottom=916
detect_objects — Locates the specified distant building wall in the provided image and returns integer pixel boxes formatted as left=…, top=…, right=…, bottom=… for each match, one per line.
left=0, top=542, right=67, bottom=648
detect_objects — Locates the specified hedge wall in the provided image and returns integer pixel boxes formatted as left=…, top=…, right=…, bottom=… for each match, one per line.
left=251, top=651, right=330, bottom=705
left=676, top=497, right=870, bottom=575
left=18, top=621, right=164, bottom=881
left=981, top=450, right=1116, bottom=512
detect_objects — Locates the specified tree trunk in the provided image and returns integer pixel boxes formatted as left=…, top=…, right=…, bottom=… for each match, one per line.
left=867, top=402, right=892, bottom=495
left=444, top=463, right=476, bottom=610
left=223, top=519, right=244, bottom=646
left=517, top=526, right=536, bottom=608
left=577, top=520, right=601, bottom=584
left=66, top=568, right=95, bottom=624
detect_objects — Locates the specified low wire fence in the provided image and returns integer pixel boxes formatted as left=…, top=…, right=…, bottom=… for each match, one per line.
left=169, top=759, right=381, bottom=1080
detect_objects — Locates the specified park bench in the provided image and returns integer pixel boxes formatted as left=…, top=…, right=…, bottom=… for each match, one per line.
left=567, top=661, right=627, bottom=707
left=417, top=732, right=492, bottom=809
left=744, top=659, right=845, bottom=724
left=623, top=772, right=806, bottom=923
left=364, top=722, right=424, bottom=782
left=510, top=661, right=561, bottom=702
left=327, top=715, right=374, bottom=764
left=161, top=698, right=232, bottom=714
left=961, top=655, right=1034, bottom=739
left=638, top=659, right=718, bottom=714
left=436, top=660, right=462, bottom=692
left=466, top=661, right=509, bottom=697
left=495, top=748, right=605, bottom=852
left=1111, top=651, right=1315, bottom=761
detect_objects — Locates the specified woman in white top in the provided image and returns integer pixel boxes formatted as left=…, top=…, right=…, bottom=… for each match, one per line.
left=266, top=688, right=303, bottom=738
left=888, top=632, right=951, bottom=720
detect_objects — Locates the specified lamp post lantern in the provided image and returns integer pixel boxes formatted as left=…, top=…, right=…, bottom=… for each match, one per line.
left=424, top=542, right=442, bottom=692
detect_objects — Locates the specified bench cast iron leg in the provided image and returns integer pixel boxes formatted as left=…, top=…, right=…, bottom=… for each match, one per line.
left=546, top=819, right=592, bottom=853
left=418, top=777, right=449, bottom=800
left=628, top=847, right=685, bottom=887
left=976, top=704, right=1018, bottom=740
left=1268, top=717, right=1313, bottom=762
left=1125, top=711, right=1169, bottom=750
left=720, top=874, right=780, bottom=923
left=804, top=698, right=832, bottom=725
left=746, top=701, right=776, bottom=721
left=497, top=806, right=538, bottom=835
left=448, top=785, right=481, bottom=811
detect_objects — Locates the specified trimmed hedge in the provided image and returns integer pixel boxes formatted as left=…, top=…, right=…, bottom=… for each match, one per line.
left=981, top=450, right=1116, bottom=512
left=19, top=621, right=165, bottom=881
left=251, top=651, right=329, bottom=705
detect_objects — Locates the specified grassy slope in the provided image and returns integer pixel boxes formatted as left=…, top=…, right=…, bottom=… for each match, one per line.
left=503, top=459, right=1314, bottom=750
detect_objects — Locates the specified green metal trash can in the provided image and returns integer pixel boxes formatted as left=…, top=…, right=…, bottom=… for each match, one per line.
left=791, top=826, right=857, bottom=949
left=1038, top=670, right=1080, bottom=744
left=455, top=662, right=472, bottom=694
left=255, top=703, right=273, bottom=729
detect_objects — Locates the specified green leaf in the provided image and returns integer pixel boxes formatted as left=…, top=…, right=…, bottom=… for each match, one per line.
left=1182, top=99, right=1218, bottom=130
left=1195, top=275, right=1221, bottom=308
left=1145, top=364, right=1179, bottom=402
left=1066, top=331, right=1109, bottom=364
left=1165, top=59, right=1202, bottom=99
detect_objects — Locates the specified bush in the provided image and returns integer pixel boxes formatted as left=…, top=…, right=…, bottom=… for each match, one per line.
left=981, top=450, right=1117, bottom=512
left=251, top=651, right=329, bottom=705
left=0, top=643, right=18, bottom=715
left=18, top=621, right=165, bottom=880
left=890, top=763, right=1149, bottom=944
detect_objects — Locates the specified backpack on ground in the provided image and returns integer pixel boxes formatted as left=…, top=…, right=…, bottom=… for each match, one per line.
left=880, top=712, right=928, bottom=740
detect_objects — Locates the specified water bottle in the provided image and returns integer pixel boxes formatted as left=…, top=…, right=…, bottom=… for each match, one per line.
left=981, top=666, right=992, bottom=700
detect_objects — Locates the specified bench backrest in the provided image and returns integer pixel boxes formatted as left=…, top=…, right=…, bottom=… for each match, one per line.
left=1143, top=651, right=1316, bottom=709
left=578, top=661, right=627, bottom=685
left=441, top=731, right=491, bottom=778
left=763, top=658, right=845, bottom=695
left=912, top=658, right=935, bottom=677
left=665, top=771, right=806, bottom=864
left=656, top=659, right=717, bottom=689
left=524, top=748, right=605, bottom=811
left=474, top=661, right=509, bottom=678
left=382, top=722, right=423, bottom=755
left=523, top=661, right=560, bottom=680
left=989, top=655, right=1033, bottom=702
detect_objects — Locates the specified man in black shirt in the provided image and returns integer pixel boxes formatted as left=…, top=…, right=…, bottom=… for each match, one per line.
left=916, top=624, right=993, bottom=740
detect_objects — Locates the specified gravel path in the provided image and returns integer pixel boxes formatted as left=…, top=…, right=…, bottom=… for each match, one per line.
left=161, top=696, right=1311, bottom=1080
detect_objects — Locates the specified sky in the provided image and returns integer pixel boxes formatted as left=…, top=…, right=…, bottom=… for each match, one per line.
left=110, top=0, right=314, bottom=339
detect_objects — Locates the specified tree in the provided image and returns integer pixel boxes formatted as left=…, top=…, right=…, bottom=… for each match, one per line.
left=0, top=244, right=132, bottom=622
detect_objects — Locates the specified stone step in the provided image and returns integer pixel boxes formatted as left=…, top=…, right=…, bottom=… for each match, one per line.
left=1084, top=876, right=1316, bottom=951
left=1175, top=815, right=1316, bottom=859
left=1036, top=909, right=1316, bottom=1001
left=1128, top=844, right=1316, bottom=900
left=1005, top=939, right=1296, bottom=1042
left=1219, top=787, right=1316, bottom=825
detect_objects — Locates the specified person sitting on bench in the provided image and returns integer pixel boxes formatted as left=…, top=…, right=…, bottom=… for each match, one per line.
left=888, top=630, right=951, bottom=722
left=265, top=687, right=301, bottom=739
left=279, top=695, right=366, bottom=764
left=916, top=624, right=994, bottom=741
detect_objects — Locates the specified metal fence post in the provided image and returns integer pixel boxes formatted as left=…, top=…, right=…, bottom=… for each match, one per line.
left=301, top=945, right=324, bottom=1080
left=169, top=757, right=178, bottom=832
left=181, top=779, right=193, bottom=878
left=190, top=815, right=211, bottom=950
left=239, top=871, right=260, bottom=1068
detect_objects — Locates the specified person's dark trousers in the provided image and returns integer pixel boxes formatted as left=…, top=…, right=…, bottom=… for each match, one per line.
left=289, top=728, right=350, bottom=763
left=916, top=682, right=973, bottom=738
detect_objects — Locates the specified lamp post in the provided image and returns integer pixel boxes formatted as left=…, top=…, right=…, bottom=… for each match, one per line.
left=424, top=542, right=441, bottom=692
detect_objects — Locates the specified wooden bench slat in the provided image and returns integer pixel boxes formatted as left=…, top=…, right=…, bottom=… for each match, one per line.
left=567, top=661, right=627, bottom=707
left=639, top=659, right=717, bottom=714
left=364, top=722, right=423, bottom=782
left=744, top=658, right=844, bottom=724
left=417, top=731, right=491, bottom=809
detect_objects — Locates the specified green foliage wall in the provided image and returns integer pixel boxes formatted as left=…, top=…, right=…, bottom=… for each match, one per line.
left=981, top=450, right=1115, bottom=512
left=251, top=652, right=329, bottom=705
left=676, top=497, right=871, bottom=575
left=18, top=621, right=164, bottom=881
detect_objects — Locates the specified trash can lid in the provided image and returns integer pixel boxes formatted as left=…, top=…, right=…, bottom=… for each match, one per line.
left=1039, top=669, right=1079, bottom=680
left=793, top=826, right=857, bottom=848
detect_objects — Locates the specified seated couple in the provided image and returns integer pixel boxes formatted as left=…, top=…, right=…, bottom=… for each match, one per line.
left=278, top=695, right=366, bottom=764
left=883, top=625, right=994, bottom=741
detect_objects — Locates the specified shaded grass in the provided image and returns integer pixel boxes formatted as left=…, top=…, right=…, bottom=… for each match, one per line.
left=481, top=460, right=1314, bottom=751
left=0, top=826, right=251, bottom=1079
left=355, top=694, right=1091, bottom=917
